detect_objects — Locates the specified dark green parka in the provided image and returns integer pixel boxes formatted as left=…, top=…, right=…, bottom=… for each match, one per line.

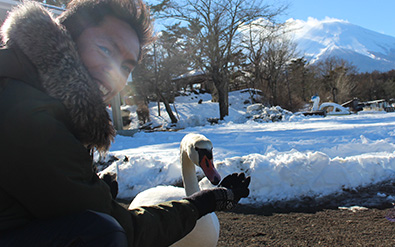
left=0, top=3, right=198, bottom=247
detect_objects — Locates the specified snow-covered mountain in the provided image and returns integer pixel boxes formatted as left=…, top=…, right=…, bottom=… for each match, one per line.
left=288, top=17, right=395, bottom=72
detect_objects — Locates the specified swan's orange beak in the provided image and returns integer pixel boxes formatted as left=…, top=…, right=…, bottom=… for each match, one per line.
left=200, top=155, right=221, bottom=185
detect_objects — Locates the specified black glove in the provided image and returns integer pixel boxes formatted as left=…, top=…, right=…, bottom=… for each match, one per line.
left=100, top=173, right=119, bottom=199
left=186, top=172, right=251, bottom=218
left=219, top=172, right=250, bottom=201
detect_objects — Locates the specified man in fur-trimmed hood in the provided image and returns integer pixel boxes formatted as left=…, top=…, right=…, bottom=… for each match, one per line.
left=0, top=0, right=251, bottom=246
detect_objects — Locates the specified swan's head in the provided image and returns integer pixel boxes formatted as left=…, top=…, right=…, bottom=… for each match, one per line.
left=311, top=95, right=320, bottom=103
left=182, top=134, right=221, bottom=185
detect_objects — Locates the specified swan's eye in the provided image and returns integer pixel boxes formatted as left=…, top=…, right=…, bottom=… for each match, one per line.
left=195, top=147, right=200, bottom=151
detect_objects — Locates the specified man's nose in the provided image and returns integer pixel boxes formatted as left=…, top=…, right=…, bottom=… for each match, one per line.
left=109, top=64, right=128, bottom=92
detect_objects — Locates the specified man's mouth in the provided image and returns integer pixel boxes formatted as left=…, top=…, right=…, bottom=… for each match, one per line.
left=99, top=84, right=110, bottom=96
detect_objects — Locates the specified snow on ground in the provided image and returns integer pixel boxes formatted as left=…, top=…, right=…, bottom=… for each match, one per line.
left=124, top=90, right=257, bottom=130
left=100, top=90, right=395, bottom=207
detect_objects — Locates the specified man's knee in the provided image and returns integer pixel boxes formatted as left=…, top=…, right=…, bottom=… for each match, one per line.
left=0, top=210, right=128, bottom=247
left=84, top=211, right=124, bottom=232
left=71, top=211, right=128, bottom=247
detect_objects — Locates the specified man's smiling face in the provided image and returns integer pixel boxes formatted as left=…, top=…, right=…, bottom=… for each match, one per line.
left=76, top=15, right=140, bottom=103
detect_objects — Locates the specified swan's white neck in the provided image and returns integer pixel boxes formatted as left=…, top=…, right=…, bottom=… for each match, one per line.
left=181, top=151, right=200, bottom=196
left=312, top=96, right=320, bottom=111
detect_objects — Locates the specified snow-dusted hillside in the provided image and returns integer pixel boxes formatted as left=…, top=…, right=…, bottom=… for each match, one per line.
left=288, top=17, right=395, bottom=72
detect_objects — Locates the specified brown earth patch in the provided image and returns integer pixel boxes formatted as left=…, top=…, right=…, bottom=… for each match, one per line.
left=117, top=179, right=395, bottom=246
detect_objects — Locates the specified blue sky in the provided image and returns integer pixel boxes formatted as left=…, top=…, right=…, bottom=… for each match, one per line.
left=283, top=0, right=395, bottom=37
left=146, top=0, right=395, bottom=37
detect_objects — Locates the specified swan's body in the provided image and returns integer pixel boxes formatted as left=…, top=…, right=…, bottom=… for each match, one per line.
left=129, top=133, right=221, bottom=247
left=311, top=95, right=350, bottom=115
left=130, top=186, right=219, bottom=247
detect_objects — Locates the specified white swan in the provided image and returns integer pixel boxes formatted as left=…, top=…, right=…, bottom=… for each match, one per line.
left=311, top=95, right=351, bottom=115
left=129, top=133, right=221, bottom=247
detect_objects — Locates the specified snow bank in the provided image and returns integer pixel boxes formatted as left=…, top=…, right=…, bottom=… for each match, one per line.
left=209, top=150, right=395, bottom=204
left=99, top=91, right=395, bottom=207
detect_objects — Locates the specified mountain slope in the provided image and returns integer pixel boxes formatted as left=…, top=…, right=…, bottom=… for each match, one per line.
left=288, top=17, right=395, bottom=72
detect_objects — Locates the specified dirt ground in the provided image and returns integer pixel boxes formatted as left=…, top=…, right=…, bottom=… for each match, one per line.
left=217, top=179, right=395, bottom=246
left=216, top=207, right=394, bottom=246
left=118, top=179, right=395, bottom=246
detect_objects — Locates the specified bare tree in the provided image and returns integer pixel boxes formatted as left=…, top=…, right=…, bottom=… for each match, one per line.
left=241, top=19, right=280, bottom=104
left=243, top=22, right=296, bottom=106
left=162, top=0, right=285, bottom=119
left=314, top=57, right=357, bottom=103
left=287, top=58, right=309, bottom=101
left=132, top=24, right=191, bottom=125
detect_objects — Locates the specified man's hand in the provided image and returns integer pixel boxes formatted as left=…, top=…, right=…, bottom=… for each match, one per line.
left=219, top=172, right=251, bottom=201
left=186, top=172, right=251, bottom=218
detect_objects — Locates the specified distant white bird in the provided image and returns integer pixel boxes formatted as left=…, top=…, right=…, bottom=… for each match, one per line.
left=311, top=95, right=351, bottom=115
left=129, top=133, right=221, bottom=247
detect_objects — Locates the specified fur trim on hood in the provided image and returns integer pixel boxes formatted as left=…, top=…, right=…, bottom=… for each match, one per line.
left=1, top=2, right=115, bottom=152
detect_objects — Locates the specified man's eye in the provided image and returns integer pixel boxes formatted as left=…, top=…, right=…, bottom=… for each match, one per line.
left=99, top=46, right=111, bottom=55
left=122, top=65, right=132, bottom=74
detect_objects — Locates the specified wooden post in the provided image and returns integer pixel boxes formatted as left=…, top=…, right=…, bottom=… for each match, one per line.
left=110, top=93, right=123, bottom=131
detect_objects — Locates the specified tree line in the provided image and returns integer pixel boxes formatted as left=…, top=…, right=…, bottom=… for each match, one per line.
left=129, top=0, right=395, bottom=124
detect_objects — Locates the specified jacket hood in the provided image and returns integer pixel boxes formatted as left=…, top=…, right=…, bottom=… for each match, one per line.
left=1, top=2, right=115, bottom=152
